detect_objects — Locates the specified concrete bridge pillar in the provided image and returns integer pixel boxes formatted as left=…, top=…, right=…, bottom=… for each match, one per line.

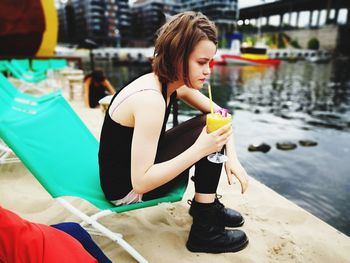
left=279, top=13, right=284, bottom=29
left=316, top=10, right=321, bottom=27
left=296, top=11, right=300, bottom=27
left=309, top=10, right=313, bottom=27
left=266, top=16, right=270, bottom=26
left=288, top=12, right=292, bottom=26
left=334, top=8, right=339, bottom=24
left=325, top=0, right=332, bottom=24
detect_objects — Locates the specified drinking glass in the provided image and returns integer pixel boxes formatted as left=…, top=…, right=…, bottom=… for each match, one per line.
left=206, top=113, right=232, bottom=163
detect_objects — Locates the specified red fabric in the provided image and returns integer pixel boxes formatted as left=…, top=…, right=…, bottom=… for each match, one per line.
left=0, top=0, right=45, bottom=56
left=0, top=206, right=97, bottom=263
left=0, top=0, right=45, bottom=35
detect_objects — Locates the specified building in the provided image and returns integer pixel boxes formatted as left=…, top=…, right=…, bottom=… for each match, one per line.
left=180, top=0, right=238, bottom=47
left=57, top=0, right=238, bottom=47
left=130, top=0, right=238, bottom=47
left=131, top=0, right=181, bottom=46
left=116, top=0, right=132, bottom=46
left=57, top=0, right=131, bottom=47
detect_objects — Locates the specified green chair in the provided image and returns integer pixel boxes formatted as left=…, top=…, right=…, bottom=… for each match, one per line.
left=0, top=60, right=8, bottom=72
left=49, top=59, right=68, bottom=70
left=11, top=59, right=30, bottom=71
left=32, top=59, right=50, bottom=72
left=6, top=60, right=46, bottom=83
left=0, top=73, right=60, bottom=110
left=0, top=93, right=188, bottom=263
left=0, top=72, right=60, bottom=164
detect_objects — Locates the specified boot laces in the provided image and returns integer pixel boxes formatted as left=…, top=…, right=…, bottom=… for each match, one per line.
left=214, top=194, right=225, bottom=209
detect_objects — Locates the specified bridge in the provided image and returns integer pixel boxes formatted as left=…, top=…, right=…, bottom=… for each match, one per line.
left=237, top=0, right=350, bottom=54
left=239, top=0, right=350, bottom=28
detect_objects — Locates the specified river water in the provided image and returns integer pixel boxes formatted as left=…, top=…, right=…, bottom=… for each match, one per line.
left=90, top=58, right=350, bottom=236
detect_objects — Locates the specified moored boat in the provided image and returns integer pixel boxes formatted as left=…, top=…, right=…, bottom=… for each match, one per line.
left=222, top=47, right=281, bottom=66
left=222, top=54, right=281, bottom=66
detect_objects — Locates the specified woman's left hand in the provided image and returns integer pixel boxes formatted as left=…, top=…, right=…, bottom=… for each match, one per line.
left=224, top=158, right=249, bottom=194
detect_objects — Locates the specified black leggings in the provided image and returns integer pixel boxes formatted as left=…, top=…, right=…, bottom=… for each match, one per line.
left=143, top=115, right=223, bottom=201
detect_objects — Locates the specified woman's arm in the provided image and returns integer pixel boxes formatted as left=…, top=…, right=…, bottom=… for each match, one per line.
left=224, top=134, right=249, bottom=193
left=103, top=79, right=116, bottom=94
left=83, top=78, right=91, bottom=107
left=130, top=91, right=231, bottom=194
left=176, top=85, right=221, bottom=113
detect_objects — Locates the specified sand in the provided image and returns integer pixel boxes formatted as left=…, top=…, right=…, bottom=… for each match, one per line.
left=1, top=97, right=350, bottom=263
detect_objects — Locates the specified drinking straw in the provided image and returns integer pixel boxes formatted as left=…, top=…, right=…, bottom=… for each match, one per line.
left=207, top=82, right=214, bottom=114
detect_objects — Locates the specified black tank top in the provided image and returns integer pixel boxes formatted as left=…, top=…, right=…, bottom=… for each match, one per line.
left=89, top=82, right=109, bottom=108
left=98, top=82, right=176, bottom=200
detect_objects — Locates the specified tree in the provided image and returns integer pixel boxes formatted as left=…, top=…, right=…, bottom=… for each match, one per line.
left=307, top=38, right=320, bottom=50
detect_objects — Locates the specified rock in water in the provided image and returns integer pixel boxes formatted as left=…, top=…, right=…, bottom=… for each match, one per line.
left=248, top=143, right=271, bottom=153
left=299, top=140, right=318, bottom=147
left=276, top=142, right=297, bottom=150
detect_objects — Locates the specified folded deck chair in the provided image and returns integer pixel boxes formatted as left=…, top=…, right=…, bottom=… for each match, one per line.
left=5, top=60, right=46, bottom=83
left=50, top=59, right=68, bottom=70
left=0, top=60, right=8, bottom=72
left=0, top=93, right=188, bottom=263
left=32, top=59, right=50, bottom=72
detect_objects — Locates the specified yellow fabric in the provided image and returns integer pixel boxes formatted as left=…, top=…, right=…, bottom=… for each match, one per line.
left=36, top=0, right=58, bottom=56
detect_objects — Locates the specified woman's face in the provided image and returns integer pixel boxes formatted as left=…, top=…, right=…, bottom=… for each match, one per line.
left=187, top=39, right=216, bottom=89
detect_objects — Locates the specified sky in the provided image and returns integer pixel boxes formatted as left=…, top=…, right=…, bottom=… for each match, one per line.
left=238, top=0, right=276, bottom=8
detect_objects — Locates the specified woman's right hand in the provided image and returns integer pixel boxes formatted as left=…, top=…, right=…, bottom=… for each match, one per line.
left=195, top=123, right=232, bottom=156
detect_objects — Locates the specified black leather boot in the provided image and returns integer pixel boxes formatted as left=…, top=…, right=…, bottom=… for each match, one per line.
left=186, top=201, right=248, bottom=253
left=189, top=197, right=244, bottom=227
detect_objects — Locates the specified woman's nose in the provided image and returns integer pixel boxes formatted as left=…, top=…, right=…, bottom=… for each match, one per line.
left=203, top=65, right=211, bottom=75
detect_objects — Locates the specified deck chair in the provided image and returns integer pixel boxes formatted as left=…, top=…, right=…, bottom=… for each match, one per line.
left=0, top=93, right=188, bottom=263
left=32, top=59, right=50, bottom=72
left=50, top=59, right=68, bottom=70
left=0, top=73, right=60, bottom=111
left=0, top=73, right=60, bottom=164
left=4, top=60, right=46, bottom=83
left=0, top=60, right=8, bottom=72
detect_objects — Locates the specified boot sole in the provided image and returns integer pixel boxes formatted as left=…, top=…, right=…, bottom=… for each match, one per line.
left=225, top=218, right=245, bottom=228
left=186, top=237, right=249, bottom=254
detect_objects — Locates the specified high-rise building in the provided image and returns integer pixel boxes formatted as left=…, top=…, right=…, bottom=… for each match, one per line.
left=180, top=0, right=238, bottom=47
left=130, top=0, right=238, bottom=47
left=116, top=0, right=132, bottom=46
left=57, top=0, right=131, bottom=47
left=131, top=0, right=181, bottom=46
left=178, top=0, right=238, bottom=22
left=57, top=0, right=238, bottom=47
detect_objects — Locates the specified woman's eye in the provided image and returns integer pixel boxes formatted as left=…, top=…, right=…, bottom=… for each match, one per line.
left=198, top=61, right=206, bottom=65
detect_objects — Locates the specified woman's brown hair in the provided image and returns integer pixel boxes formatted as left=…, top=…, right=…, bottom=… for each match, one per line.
left=152, top=11, right=217, bottom=87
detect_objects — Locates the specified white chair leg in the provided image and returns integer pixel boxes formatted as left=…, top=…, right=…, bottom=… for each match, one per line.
left=0, top=141, right=20, bottom=164
left=56, top=198, right=148, bottom=263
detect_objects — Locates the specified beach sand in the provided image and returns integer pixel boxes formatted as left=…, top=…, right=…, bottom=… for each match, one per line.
left=1, top=98, right=349, bottom=263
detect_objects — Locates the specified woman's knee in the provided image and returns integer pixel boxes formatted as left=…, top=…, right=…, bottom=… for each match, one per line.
left=190, top=114, right=206, bottom=129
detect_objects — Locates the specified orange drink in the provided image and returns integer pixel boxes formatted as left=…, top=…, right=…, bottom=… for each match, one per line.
left=206, top=113, right=231, bottom=133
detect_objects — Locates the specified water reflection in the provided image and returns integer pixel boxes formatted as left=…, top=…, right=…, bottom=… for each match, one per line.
left=214, top=61, right=350, bottom=131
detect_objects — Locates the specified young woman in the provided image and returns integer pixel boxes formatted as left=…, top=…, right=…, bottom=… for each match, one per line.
left=99, top=11, right=249, bottom=253
left=83, top=69, right=115, bottom=108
